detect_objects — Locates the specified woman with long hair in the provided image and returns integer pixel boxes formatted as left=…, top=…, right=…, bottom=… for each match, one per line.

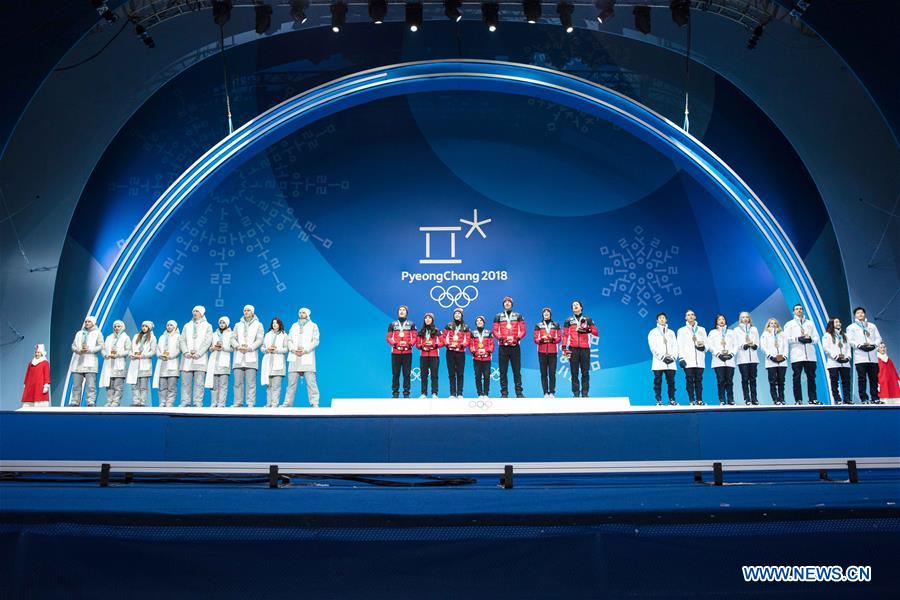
left=823, top=317, right=853, bottom=404
left=262, top=317, right=288, bottom=407
left=127, top=321, right=157, bottom=406
left=416, top=312, right=444, bottom=398
left=444, top=308, right=470, bottom=398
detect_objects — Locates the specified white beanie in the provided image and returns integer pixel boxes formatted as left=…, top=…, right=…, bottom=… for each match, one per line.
left=219, top=316, right=231, bottom=327
left=141, top=320, right=155, bottom=330
left=192, top=305, right=206, bottom=316
left=84, top=315, right=97, bottom=324
left=244, top=304, right=255, bottom=313
left=113, top=319, right=125, bottom=329
left=299, top=307, right=311, bottom=318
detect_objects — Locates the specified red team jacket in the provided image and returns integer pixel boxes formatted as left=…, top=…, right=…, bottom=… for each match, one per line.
left=492, top=311, right=527, bottom=347
left=468, top=329, right=495, bottom=361
left=443, top=323, right=471, bottom=353
left=533, top=321, right=562, bottom=354
left=415, top=329, right=444, bottom=357
left=563, top=315, right=599, bottom=350
left=386, top=320, right=418, bottom=355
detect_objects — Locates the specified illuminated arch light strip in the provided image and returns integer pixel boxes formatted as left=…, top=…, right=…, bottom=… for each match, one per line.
left=68, top=60, right=830, bottom=402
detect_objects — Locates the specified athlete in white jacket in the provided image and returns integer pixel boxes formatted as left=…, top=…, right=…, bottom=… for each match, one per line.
left=823, top=317, right=853, bottom=404
left=782, top=304, right=821, bottom=405
left=100, top=320, right=131, bottom=407
left=127, top=321, right=157, bottom=406
left=647, top=312, right=678, bottom=405
left=707, top=314, right=737, bottom=405
left=285, top=307, right=321, bottom=407
left=206, top=316, right=233, bottom=407
left=760, top=318, right=788, bottom=405
left=232, top=305, right=264, bottom=407
left=845, top=306, right=883, bottom=404
left=68, top=315, right=104, bottom=406
left=733, top=312, right=760, bottom=405
left=153, top=320, right=182, bottom=407
left=262, top=317, right=288, bottom=407
left=676, top=309, right=707, bottom=405
left=180, top=306, right=212, bottom=407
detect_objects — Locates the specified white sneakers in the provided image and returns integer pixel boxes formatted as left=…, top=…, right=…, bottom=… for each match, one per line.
left=432, top=394, right=438, bottom=399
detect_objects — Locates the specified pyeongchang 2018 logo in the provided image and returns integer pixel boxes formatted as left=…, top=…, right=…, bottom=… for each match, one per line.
left=400, top=209, right=509, bottom=309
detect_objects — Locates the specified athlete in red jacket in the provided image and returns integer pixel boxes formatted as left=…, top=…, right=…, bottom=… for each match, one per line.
left=534, top=307, right=561, bottom=397
left=444, top=308, right=471, bottom=398
left=386, top=305, right=418, bottom=398
left=416, top=312, right=444, bottom=398
left=469, top=315, right=494, bottom=398
left=492, top=296, right=527, bottom=397
left=562, top=300, right=599, bottom=397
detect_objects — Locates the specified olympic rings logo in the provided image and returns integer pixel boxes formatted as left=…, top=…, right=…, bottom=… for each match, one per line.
left=430, top=285, right=479, bottom=309
left=468, top=399, right=494, bottom=409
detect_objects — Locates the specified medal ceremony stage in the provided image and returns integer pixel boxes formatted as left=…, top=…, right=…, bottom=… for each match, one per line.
left=3, top=400, right=899, bottom=597
left=4, top=1, right=900, bottom=597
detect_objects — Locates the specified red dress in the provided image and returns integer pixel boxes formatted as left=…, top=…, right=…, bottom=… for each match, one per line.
left=22, top=359, right=50, bottom=403
left=878, top=356, right=900, bottom=400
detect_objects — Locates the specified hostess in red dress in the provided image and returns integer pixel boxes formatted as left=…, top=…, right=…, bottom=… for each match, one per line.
left=878, top=355, right=900, bottom=400
left=22, top=358, right=50, bottom=403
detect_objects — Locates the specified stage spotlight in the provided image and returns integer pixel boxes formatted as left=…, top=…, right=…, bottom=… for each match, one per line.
left=331, top=2, right=348, bottom=32
left=633, top=5, right=650, bottom=34
left=134, top=24, right=155, bottom=48
left=406, top=2, right=423, bottom=31
left=482, top=2, right=499, bottom=32
left=523, top=0, right=541, bottom=24
left=670, top=0, right=689, bottom=27
left=212, top=0, right=232, bottom=26
left=595, top=0, right=615, bottom=23
left=557, top=2, right=574, bottom=33
left=444, top=0, right=463, bottom=22
left=747, top=24, right=763, bottom=49
left=369, top=0, right=388, bottom=24
left=254, top=2, right=273, bottom=34
left=91, top=0, right=118, bottom=23
left=290, top=0, right=309, bottom=24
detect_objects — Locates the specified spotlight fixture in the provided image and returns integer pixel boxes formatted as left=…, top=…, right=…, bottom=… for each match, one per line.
left=212, top=0, right=232, bottom=26
left=91, top=0, right=118, bottom=23
left=444, top=0, right=463, bottom=22
left=369, top=0, right=388, bottom=24
left=595, top=0, right=615, bottom=23
left=134, top=24, right=155, bottom=48
left=254, top=2, right=273, bottom=34
left=557, top=2, right=574, bottom=33
left=482, top=2, right=499, bottom=32
left=331, top=2, right=348, bottom=32
left=290, top=0, right=309, bottom=24
left=669, top=0, right=689, bottom=27
left=633, top=5, right=650, bottom=34
left=523, top=0, right=541, bottom=24
left=406, top=2, right=423, bottom=31
left=747, top=24, right=763, bottom=49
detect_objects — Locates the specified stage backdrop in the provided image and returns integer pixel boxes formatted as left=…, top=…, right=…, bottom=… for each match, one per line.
left=49, top=22, right=848, bottom=407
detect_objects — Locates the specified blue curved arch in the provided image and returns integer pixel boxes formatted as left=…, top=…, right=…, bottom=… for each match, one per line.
left=71, top=59, right=829, bottom=399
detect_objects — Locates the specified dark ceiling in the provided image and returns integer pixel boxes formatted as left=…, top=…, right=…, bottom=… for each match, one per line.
left=1, top=0, right=898, bottom=157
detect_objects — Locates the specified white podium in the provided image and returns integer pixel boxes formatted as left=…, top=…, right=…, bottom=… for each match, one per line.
left=329, top=397, right=631, bottom=416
